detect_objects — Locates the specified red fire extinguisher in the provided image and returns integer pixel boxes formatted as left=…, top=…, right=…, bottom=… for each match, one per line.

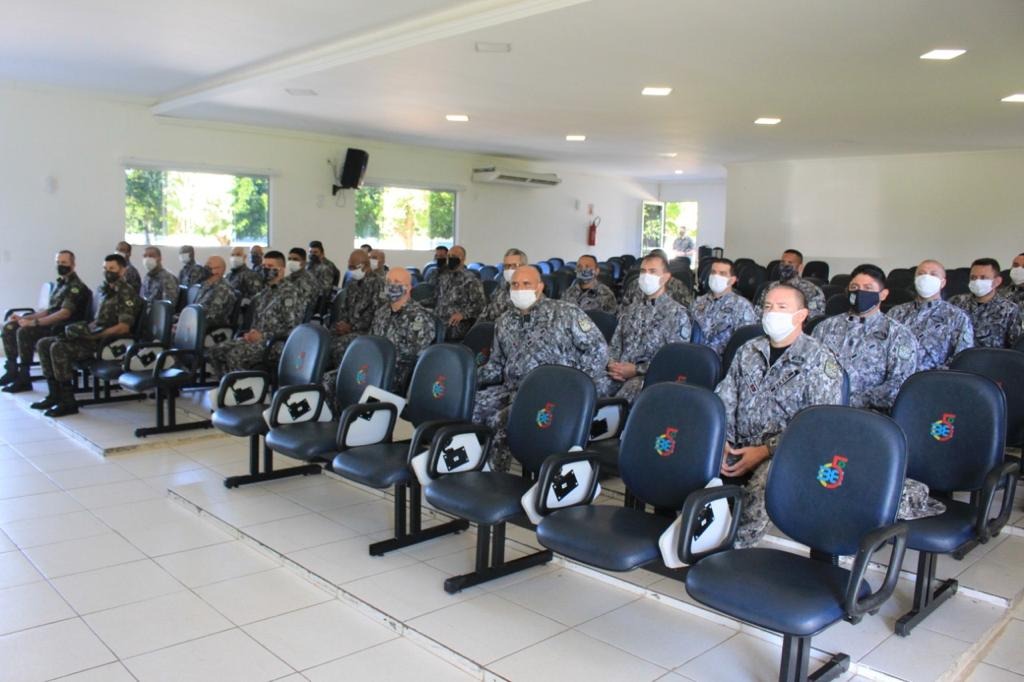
left=587, top=216, right=601, bottom=246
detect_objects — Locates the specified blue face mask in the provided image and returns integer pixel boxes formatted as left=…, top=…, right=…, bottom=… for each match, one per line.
left=779, top=265, right=797, bottom=280
left=849, top=290, right=880, bottom=314
left=576, top=268, right=596, bottom=281
left=385, top=283, right=406, bottom=302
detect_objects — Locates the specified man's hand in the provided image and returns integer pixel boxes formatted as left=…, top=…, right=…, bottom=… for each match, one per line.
left=720, top=444, right=770, bottom=477
left=17, top=318, right=35, bottom=328
left=606, top=361, right=638, bottom=382
left=9, top=314, right=21, bottom=323
left=243, top=330, right=263, bottom=344
left=448, top=312, right=464, bottom=327
left=333, top=321, right=352, bottom=335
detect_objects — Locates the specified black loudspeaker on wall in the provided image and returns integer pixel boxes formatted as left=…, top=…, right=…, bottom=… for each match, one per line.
left=332, top=148, right=369, bottom=195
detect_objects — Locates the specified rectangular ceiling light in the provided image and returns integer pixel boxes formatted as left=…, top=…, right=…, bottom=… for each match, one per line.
left=565, top=134, right=586, bottom=142
left=754, top=117, right=781, bottom=125
left=285, top=88, right=318, bottom=96
left=445, top=114, right=470, bottom=122
left=658, top=152, right=678, bottom=158
left=641, top=87, right=673, bottom=96
left=920, top=49, right=966, bottom=60
left=475, top=41, right=511, bottom=53
left=1001, top=94, right=1024, bottom=103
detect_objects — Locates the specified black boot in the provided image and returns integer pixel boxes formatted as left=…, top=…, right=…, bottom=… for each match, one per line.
left=31, top=379, right=59, bottom=410
left=1, top=366, right=32, bottom=393
left=0, top=361, right=16, bottom=386
left=45, top=383, right=78, bottom=418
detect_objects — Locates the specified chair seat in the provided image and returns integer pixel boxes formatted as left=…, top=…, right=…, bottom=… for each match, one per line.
left=588, top=438, right=620, bottom=473
left=212, top=404, right=268, bottom=437
left=686, top=548, right=868, bottom=637
left=537, top=505, right=671, bottom=571
left=266, top=421, right=339, bottom=461
left=119, top=368, right=195, bottom=393
left=91, top=360, right=124, bottom=381
left=331, top=442, right=411, bottom=489
left=905, top=500, right=976, bottom=554
left=424, top=472, right=532, bottom=526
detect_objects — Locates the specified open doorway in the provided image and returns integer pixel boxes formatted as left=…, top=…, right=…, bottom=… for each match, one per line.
left=641, top=200, right=698, bottom=262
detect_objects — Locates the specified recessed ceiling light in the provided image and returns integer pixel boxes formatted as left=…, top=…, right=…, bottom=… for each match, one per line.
left=641, top=87, right=673, bottom=96
left=754, top=117, right=782, bottom=125
left=445, top=114, right=469, bottom=122
left=285, top=88, right=318, bottom=96
left=674, top=170, right=684, bottom=175
left=658, top=152, right=678, bottom=158
left=475, top=41, right=511, bottom=53
left=920, top=49, right=966, bottom=60
left=565, top=134, right=586, bottom=142
left=1001, top=94, right=1024, bottom=103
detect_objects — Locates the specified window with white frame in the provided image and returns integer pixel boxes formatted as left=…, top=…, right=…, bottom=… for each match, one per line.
left=353, top=185, right=456, bottom=250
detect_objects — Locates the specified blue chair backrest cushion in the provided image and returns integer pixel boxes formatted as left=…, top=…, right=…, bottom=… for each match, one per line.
left=277, top=324, right=330, bottom=387
left=643, top=342, right=721, bottom=390
left=404, top=343, right=476, bottom=425
left=950, top=348, right=1024, bottom=447
left=461, top=322, right=495, bottom=367
left=173, top=305, right=206, bottom=352
left=149, top=299, right=173, bottom=345
left=335, top=335, right=396, bottom=407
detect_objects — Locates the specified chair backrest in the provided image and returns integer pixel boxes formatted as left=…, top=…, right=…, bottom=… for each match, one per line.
left=467, top=262, right=483, bottom=272
left=461, top=321, right=495, bottom=367
left=482, top=279, right=499, bottom=301
left=820, top=284, right=844, bottom=301
left=619, top=383, right=725, bottom=509
left=892, top=370, right=1005, bottom=493
left=172, top=305, right=206, bottom=355
left=146, top=299, right=174, bottom=345
left=803, top=260, right=830, bottom=281
left=433, top=316, right=446, bottom=344
left=548, top=257, right=565, bottom=270
left=825, top=293, right=849, bottom=316
left=767, top=406, right=907, bottom=556
left=536, top=261, right=552, bottom=275
left=586, top=310, right=617, bottom=343
left=830, top=273, right=851, bottom=289
left=643, top=342, right=721, bottom=390
left=411, top=282, right=435, bottom=305
left=276, top=323, right=331, bottom=387
left=175, top=285, right=189, bottom=313
left=881, top=287, right=915, bottom=313
left=479, top=265, right=499, bottom=281
left=766, top=260, right=781, bottom=280
left=721, top=324, right=764, bottom=377
left=404, top=343, right=476, bottom=425
left=186, top=283, right=202, bottom=305
left=735, top=263, right=766, bottom=301
left=950, top=348, right=1024, bottom=447
left=944, top=268, right=971, bottom=298
left=335, top=335, right=396, bottom=407
left=506, top=365, right=597, bottom=474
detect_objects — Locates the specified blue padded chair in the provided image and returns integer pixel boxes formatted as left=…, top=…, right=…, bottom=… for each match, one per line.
left=264, top=335, right=395, bottom=467
left=536, top=261, right=552, bottom=275
left=423, top=365, right=597, bottom=593
left=461, top=322, right=495, bottom=368
left=803, top=260, right=830, bottom=281
left=482, top=279, right=498, bottom=301
left=479, top=265, right=499, bottom=282
left=720, top=324, right=764, bottom=378
left=825, top=293, right=849, bottom=316
left=212, top=324, right=331, bottom=487
left=951, top=348, right=1024, bottom=449
left=537, top=383, right=731, bottom=571
left=331, top=344, right=477, bottom=556
left=685, top=406, right=909, bottom=682
left=585, top=310, right=617, bottom=343
left=548, top=257, right=565, bottom=270
left=891, top=371, right=1018, bottom=636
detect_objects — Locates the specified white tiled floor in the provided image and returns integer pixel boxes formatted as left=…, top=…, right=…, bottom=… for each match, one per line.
left=4, top=391, right=1024, bottom=681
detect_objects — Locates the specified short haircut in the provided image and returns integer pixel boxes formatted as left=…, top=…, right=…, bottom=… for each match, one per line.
left=770, top=282, right=807, bottom=309
left=641, top=253, right=669, bottom=271
left=308, top=240, right=324, bottom=250
left=105, top=253, right=127, bottom=268
left=710, top=257, right=734, bottom=276
left=435, top=245, right=449, bottom=252
left=288, top=247, right=307, bottom=260
left=648, top=248, right=668, bottom=260
left=263, top=250, right=285, bottom=263
left=504, top=248, right=528, bottom=263
left=849, top=263, right=887, bottom=288
left=578, top=254, right=599, bottom=266
left=180, top=245, right=194, bottom=252
left=58, top=250, right=75, bottom=263
left=783, top=249, right=804, bottom=263
left=972, top=257, right=1001, bottom=273
left=360, top=243, right=372, bottom=250
left=117, top=242, right=132, bottom=255
left=144, top=246, right=162, bottom=257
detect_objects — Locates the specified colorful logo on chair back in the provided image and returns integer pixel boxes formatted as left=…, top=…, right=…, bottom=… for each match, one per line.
left=536, top=402, right=555, bottom=429
left=930, top=413, right=956, bottom=442
left=355, top=365, right=369, bottom=386
left=816, top=454, right=848, bottom=489
left=655, top=427, right=678, bottom=457
left=475, top=347, right=491, bottom=367
left=674, top=375, right=688, bottom=384
left=431, top=375, right=447, bottom=399
left=294, top=351, right=306, bottom=371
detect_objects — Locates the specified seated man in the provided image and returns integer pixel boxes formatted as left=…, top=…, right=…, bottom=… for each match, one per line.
left=716, top=284, right=844, bottom=547
left=192, top=256, right=237, bottom=330
left=248, top=244, right=264, bottom=272
left=285, top=247, right=323, bottom=310
left=606, top=253, right=692, bottom=402
left=226, top=245, right=265, bottom=302
left=32, top=254, right=141, bottom=417
left=755, top=248, right=826, bottom=316
left=115, top=241, right=141, bottom=291
left=480, top=248, right=528, bottom=322
left=561, top=254, right=617, bottom=314
left=140, top=246, right=180, bottom=303
left=475, top=265, right=608, bottom=471
left=950, top=258, right=1024, bottom=349
left=434, top=244, right=485, bottom=340
left=177, top=245, right=204, bottom=288
left=1002, top=252, right=1024, bottom=305
left=888, top=259, right=974, bottom=369
left=369, top=249, right=388, bottom=275
left=425, top=245, right=449, bottom=283
left=620, top=249, right=693, bottom=308
left=690, top=257, right=758, bottom=356
left=2, top=250, right=91, bottom=392
left=813, top=264, right=919, bottom=412
left=307, top=240, right=341, bottom=292
left=328, top=249, right=385, bottom=366
left=207, top=251, right=304, bottom=374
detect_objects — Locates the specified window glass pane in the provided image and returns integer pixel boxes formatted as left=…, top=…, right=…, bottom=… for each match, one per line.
left=124, top=168, right=269, bottom=246
left=641, top=201, right=665, bottom=252
left=665, top=201, right=698, bottom=260
left=354, top=186, right=456, bottom=250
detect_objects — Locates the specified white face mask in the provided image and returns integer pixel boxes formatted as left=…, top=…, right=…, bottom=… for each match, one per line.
left=179, top=253, right=192, bottom=264
left=348, top=268, right=366, bottom=281
left=914, top=274, right=942, bottom=299
left=708, top=274, right=731, bottom=295
left=969, top=278, right=994, bottom=297
left=286, top=260, right=301, bottom=274
left=369, top=258, right=379, bottom=271
left=142, top=257, right=158, bottom=272
left=762, top=311, right=798, bottom=342
left=638, top=273, right=663, bottom=296
left=510, top=289, right=537, bottom=310
left=229, top=256, right=244, bottom=269
left=502, top=267, right=515, bottom=284
left=117, top=250, right=130, bottom=260
left=1010, top=267, right=1024, bottom=286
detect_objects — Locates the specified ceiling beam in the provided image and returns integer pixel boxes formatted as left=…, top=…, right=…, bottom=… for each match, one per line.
left=151, top=0, right=590, bottom=115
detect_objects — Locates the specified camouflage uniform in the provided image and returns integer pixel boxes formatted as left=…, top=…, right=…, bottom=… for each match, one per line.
left=193, top=278, right=237, bottom=329
left=621, top=276, right=693, bottom=308
left=434, top=268, right=485, bottom=340
left=480, top=282, right=514, bottom=322
left=562, top=281, right=618, bottom=314
left=328, top=275, right=386, bottom=366
left=813, top=312, right=919, bottom=411
left=1001, top=284, right=1024, bottom=306
left=950, top=294, right=1023, bottom=349
left=141, top=266, right=179, bottom=303
left=287, top=268, right=323, bottom=310
left=37, top=279, right=141, bottom=383
left=755, top=277, right=826, bottom=316
left=225, top=264, right=264, bottom=302
left=887, top=299, right=974, bottom=370
left=178, top=261, right=205, bottom=288
left=715, top=333, right=845, bottom=547
left=690, top=290, right=759, bottom=356
left=207, top=279, right=304, bottom=373
left=475, top=297, right=608, bottom=470
left=308, top=258, right=341, bottom=293
left=123, top=262, right=142, bottom=292
left=607, top=294, right=692, bottom=402
left=3, top=272, right=90, bottom=368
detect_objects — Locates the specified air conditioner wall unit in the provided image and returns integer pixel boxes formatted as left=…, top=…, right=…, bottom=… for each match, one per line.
left=472, top=166, right=561, bottom=187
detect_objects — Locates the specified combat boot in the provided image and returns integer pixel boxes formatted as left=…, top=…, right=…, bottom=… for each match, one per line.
left=1, top=366, right=32, bottom=393
left=44, top=382, right=78, bottom=418
left=0, top=360, right=16, bottom=385
left=30, top=380, right=59, bottom=410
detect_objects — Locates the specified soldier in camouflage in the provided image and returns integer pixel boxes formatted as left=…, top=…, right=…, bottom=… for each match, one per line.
left=475, top=265, right=608, bottom=470
left=207, top=251, right=305, bottom=374
left=480, top=248, right=528, bottom=322
left=2, top=250, right=91, bottom=392
left=561, top=254, right=617, bottom=314
left=1000, top=252, right=1024, bottom=306
left=192, top=256, right=237, bottom=329
left=369, top=249, right=388, bottom=276
left=716, top=284, right=845, bottom=548
left=140, top=246, right=180, bottom=303
left=690, top=258, right=759, bottom=356
left=307, top=240, right=341, bottom=293
left=177, top=245, right=205, bottom=288
left=33, top=254, right=141, bottom=417
left=249, top=245, right=264, bottom=273
left=621, top=266, right=693, bottom=308
left=116, top=241, right=142, bottom=292
left=285, top=248, right=323, bottom=311
left=327, top=249, right=386, bottom=366
left=434, top=245, right=485, bottom=341
left=226, top=246, right=265, bottom=302
left=425, top=245, right=449, bottom=284
left=813, top=264, right=919, bottom=411
left=888, top=260, right=974, bottom=369
left=755, top=248, right=826, bottom=316
left=950, top=258, right=1024, bottom=349
left=606, top=254, right=692, bottom=402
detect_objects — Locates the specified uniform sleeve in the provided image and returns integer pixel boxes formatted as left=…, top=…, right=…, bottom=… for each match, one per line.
left=862, top=327, right=919, bottom=411
left=808, top=287, right=826, bottom=316
left=607, top=314, right=624, bottom=362
left=161, top=273, right=180, bottom=303
left=570, top=309, right=609, bottom=385
left=739, top=299, right=759, bottom=327
left=953, top=313, right=974, bottom=358
left=116, top=293, right=140, bottom=328
left=60, top=285, right=85, bottom=313
left=407, top=310, right=437, bottom=360
left=477, top=322, right=505, bottom=386
left=807, top=348, right=845, bottom=408
left=464, top=278, right=486, bottom=318
left=599, top=287, right=618, bottom=314
left=1009, top=305, right=1024, bottom=346
left=714, top=357, right=740, bottom=444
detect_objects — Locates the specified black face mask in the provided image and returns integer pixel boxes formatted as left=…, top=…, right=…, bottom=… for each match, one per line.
left=263, top=267, right=278, bottom=283
left=447, top=257, right=461, bottom=269
left=779, top=265, right=797, bottom=280
left=250, top=254, right=263, bottom=268
left=849, top=290, right=880, bottom=314
left=309, top=254, right=321, bottom=265
left=104, top=271, right=119, bottom=285
left=57, top=265, right=72, bottom=277
left=435, top=256, right=448, bottom=269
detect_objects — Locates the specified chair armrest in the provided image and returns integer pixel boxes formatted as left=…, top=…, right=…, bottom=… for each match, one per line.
left=335, top=402, right=399, bottom=449
left=977, top=459, right=1021, bottom=541
left=426, top=423, right=494, bottom=479
left=590, top=397, right=630, bottom=442
left=4, top=308, right=35, bottom=321
left=844, top=522, right=908, bottom=622
left=533, top=450, right=603, bottom=517
left=96, top=335, right=136, bottom=362
left=268, top=384, right=329, bottom=428
left=405, top=419, right=466, bottom=463
left=154, top=348, right=197, bottom=374
left=122, top=342, right=167, bottom=372
left=677, top=485, right=745, bottom=565
left=216, top=370, right=270, bottom=408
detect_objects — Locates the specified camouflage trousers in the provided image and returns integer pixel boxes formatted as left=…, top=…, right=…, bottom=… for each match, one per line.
left=608, top=376, right=644, bottom=404
left=328, top=332, right=361, bottom=369
left=472, top=384, right=515, bottom=471
left=208, top=339, right=284, bottom=374
left=37, top=336, right=98, bottom=383
left=731, top=461, right=772, bottom=549
left=3, top=323, right=52, bottom=366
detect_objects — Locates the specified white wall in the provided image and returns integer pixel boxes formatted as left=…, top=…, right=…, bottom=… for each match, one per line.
left=725, top=151, right=1024, bottom=275
left=0, top=84, right=657, bottom=313
left=658, top=180, right=727, bottom=252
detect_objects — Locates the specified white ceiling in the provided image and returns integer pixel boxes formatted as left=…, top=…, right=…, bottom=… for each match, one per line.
left=5, top=0, right=1024, bottom=180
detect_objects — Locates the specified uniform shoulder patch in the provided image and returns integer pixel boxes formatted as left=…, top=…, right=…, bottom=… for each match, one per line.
left=896, top=341, right=914, bottom=361
left=824, top=355, right=841, bottom=380
left=578, top=316, right=593, bottom=332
